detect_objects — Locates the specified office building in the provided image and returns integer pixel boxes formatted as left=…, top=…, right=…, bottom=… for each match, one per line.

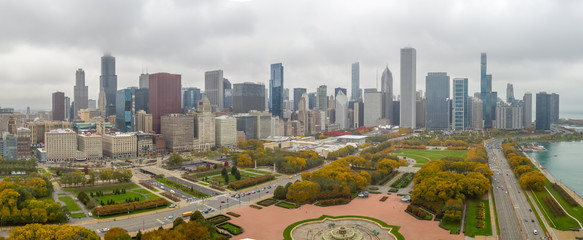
left=269, top=63, right=284, bottom=118
left=496, top=103, right=523, bottom=130
left=134, top=88, right=149, bottom=113
left=351, top=62, right=361, bottom=101
left=149, top=73, right=182, bottom=134
left=468, top=97, right=484, bottom=130
left=161, top=114, right=195, bottom=152
left=317, top=85, right=327, bottom=112
left=193, top=96, right=216, bottom=151
left=381, top=66, right=393, bottom=125
left=550, top=93, right=560, bottom=123
left=416, top=99, right=426, bottom=128
left=334, top=88, right=347, bottom=98
left=392, top=101, right=400, bottom=126
left=364, top=89, right=383, bottom=127
left=52, top=92, right=65, bottom=121
left=308, top=93, right=317, bottom=110
left=65, top=96, right=72, bottom=121
left=452, top=78, right=468, bottom=130
left=102, top=132, right=137, bottom=159
left=400, top=47, right=416, bottom=128
left=116, top=88, right=133, bottom=132
left=235, top=111, right=272, bottom=140
left=523, top=93, right=533, bottom=127
left=480, top=53, right=495, bottom=128
left=506, top=83, right=514, bottom=103
left=74, top=69, right=88, bottom=117
left=139, top=73, right=149, bottom=89
left=45, top=129, right=77, bottom=162
left=215, top=116, right=237, bottom=146
left=536, top=92, right=551, bottom=130
left=335, top=91, right=348, bottom=129
left=88, top=99, right=97, bottom=111
left=233, top=83, right=266, bottom=114
left=223, top=78, right=232, bottom=109
left=16, top=127, right=31, bottom=159
left=100, top=54, right=118, bottom=117
left=135, top=110, right=152, bottom=133
left=353, top=97, right=364, bottom=128
left=78, top=134, right=102, bottom=160
left=183, top=87, right=202, bottom=112
left=293, top=88, right=307, bottom=111
left=136, top=133, right=154, bottom=157
left=26, top=121, right=71, bottom=145
left=205, top=70, right=224, bottom=111
left=425, top=73, right=450, bottom=129
left=98, top=91, right=106, bottom=117
left=0, top=133, right=17, bottom=160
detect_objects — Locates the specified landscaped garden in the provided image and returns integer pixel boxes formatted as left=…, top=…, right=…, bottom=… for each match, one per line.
left=206, top=214, right=231, bottom=225
left=390, top=172, right=414, bottom=188
left=257, top=198, right=278, bottom=207
left=58, top=196, right=82, bottom=212
left=464, top=200, right=492, bottom=237
left=156, top=178, right=210, bottom=198
left=276, top=201, right=300, bottom=209
left=531, top=180, right=583, bottom=230
left=216, top=222, right=243, bottom=235
left=394, top=149, right=468, bottom=167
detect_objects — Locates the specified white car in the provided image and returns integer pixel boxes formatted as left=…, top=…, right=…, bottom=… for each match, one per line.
left=102, top=228, right=110, bottom=232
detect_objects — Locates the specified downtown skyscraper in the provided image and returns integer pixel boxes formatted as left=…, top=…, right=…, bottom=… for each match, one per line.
left=269, top=63, right=284, bottom=119
left=400, top=47, right=416, bottom=129
left=73, top=68, right=88, bottom=118
left=100, top=54, right=118, bottom=117
left=381, top=66, right=393, bottom=125
left=205, top=70, right=224, bottom=111
left=453, top=78, right=469, bottom=130
left=351, top=62, right=361, bottom=101
left=425, top=72, right=449, bottom=130
left=149, top=73, right=182, bottom=134
left=480, top=53, right=496, bottom=128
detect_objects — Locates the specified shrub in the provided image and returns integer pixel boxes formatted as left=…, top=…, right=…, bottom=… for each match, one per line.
left=406, top=205, right=429, bottom=219
left=249, top=205, right=263, bottom=209
left=139, top=181, right=156, bottom=191
left=476, top=220, right=485, bottom=228
left=315, top=190, right=350, bottom=201
left=380, top=196, right=388, bottom=202
left=411, top=199, right=444, bottom=219
left=216, top=222, right=243, bottom=235
left=161, top=192, right=180, bottom=202
left=206, top=214, right=231, bottom=225
left=552, top=183, right=579, bottom=207
left=318, top=198, right=350, bottom=206
left=93, top=198, right=168, bottom=217
left=78, top=191, right=90, bottom=205
left=257, top=198, right=278, bottom=207
left=228, top=175, right=275, bottom=190
left=543, top=196, right=566, bottom=217
left=226, top=212, right=240, bottom=217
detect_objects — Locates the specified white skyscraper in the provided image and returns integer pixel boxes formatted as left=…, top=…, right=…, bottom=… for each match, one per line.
left=523, top=92, right=532, bottom=127
left=400, top=47, right=416, bottom=129
left=205, top=70, right=224, bottom=111
left=364, top=89, right=383, bottom=127
left=335, top=91, right=348, bottom=129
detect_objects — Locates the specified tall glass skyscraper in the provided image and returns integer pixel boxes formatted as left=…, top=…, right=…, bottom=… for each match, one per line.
left=480, top=53, right=494, bottom=128
left=205, top=70, right=224, bottom=111
left=381, top=66, right=393, bottom=124
left=116, top=88, right=133, bottom=132
left=351, top=62, right=361, bottom=101
left=74, top=69, right=88, bottom=118
left=183, top=87, right=201, bottom=112
left=536, top=92, right=551, bottom=130
left=425, top=72, right=449, bottom=129
left=293, top=88, right=307, bottom=111
left=269, top=63, right=284, bottom=118
left=400, top=47, right=417, bottom=129
left=453, top=78, right=468, bottom=130
left=100, top=54, right=117, bottom=117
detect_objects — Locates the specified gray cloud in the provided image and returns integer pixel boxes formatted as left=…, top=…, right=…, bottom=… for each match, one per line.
left=1, top=0, right=582, bottom=115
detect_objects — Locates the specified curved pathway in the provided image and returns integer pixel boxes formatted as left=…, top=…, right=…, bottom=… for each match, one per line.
left=545, top=187, right=583, bottom=228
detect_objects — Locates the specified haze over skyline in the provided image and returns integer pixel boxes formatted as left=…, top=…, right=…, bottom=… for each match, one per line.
left=1, top=0, right=581, bottom=115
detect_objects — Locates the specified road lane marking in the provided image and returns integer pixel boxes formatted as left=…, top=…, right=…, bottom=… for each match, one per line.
left=156, top=219, right=164, bottom=224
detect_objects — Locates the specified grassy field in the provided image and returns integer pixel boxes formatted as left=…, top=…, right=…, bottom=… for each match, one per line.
left=70, top=212, right=86, bottom=218
left=464, top=200, right=492, bottom=237
left=243, top=169, right=272, bottom=175
left=64, top=183, right=139, bottom=195
left=93, top=192, right=146, bottom=204
left=441, top=220, right=460, bottom=234
left=394, top=149, right=468, bottom=167
left=531, top=180, right=583, bottom=230
left=209, top=172, right=257, bottom=185
left=37, top=168, right=46, bottom=173
left=58, top=196, right=81, bottom=212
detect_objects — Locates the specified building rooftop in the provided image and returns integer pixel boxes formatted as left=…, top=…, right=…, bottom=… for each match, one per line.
left=47, top=129, right=75, bottom=134
left=337, top=135, right=368, bottom=140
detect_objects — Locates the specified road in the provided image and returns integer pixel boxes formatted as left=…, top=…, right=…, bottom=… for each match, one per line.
left=81, top=171, right=305, bottom=236
left=486, top=139, right=544, bottom=240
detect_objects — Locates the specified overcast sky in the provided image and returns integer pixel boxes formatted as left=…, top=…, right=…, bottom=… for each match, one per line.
left=1, top=0, right=582, bottom=116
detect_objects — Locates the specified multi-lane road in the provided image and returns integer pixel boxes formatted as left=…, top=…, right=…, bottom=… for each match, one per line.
left=486, top=140, right=545, bottom=240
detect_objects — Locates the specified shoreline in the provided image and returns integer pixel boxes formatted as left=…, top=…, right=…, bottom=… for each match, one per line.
left=526, top=153, right=583, bottom=206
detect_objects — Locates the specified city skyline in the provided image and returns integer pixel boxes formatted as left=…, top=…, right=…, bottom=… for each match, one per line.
left=0, top=1, right=581, bottom=115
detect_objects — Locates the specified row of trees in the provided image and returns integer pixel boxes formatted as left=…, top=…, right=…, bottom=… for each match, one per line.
left=60, top=168, right=132, bottom=187
left=0, top=158, right=37, bottom=174
left=93, top=198, right=168, bottom=216
left=233, top=148, right=323, bottom=174
left=8, top=224, right=100, bottom=240
left=326, top=145, right=357, bottom=160
left=502, top=141, right=546, bottom=191
left=0, top=176, right=67, bottom=225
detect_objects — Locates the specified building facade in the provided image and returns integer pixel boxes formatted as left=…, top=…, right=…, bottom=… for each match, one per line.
left=116, top=88, right=134, bottom=132
left=52, top=92, right=65, bottom=121
left=215, top=116, right=237, bottom=146
left=536, top=92, right=551, bottom=130
left=45, top=129, right=77, bottom=162
left=78, top=134, right=103, bottom=160
left=523, top=93, right=533, bottom=127
left=351, top=62, right=361, bottom=101
left=135, top=110, right=153, bottom=133
left=335, top=91, right=348, bottom=129
left=400, top=47, right=416, bottom=129
left=100, top=54, right=118, bottom=117
left=233, top=83, right=266, bottom=114
left=161, top=114, right=195, bottom=152
left=102, top=133, right=137, bottom=159
left=425, top=72, right=450, bottom=129
left=16, top=127, right=31, bottom=159
left=74, top=69, right=88, bottom=118
left=364, top=89, right=383, bottom=127
left=205, top=70, right=224, bottom=111
left=495, top=104, right=523, bottom=130
left=269, top=63, right=284, bottom=118
left=381, top=66, right=393, bottom=125
left=149, top=73, right=182, bottom=134
left=452, top=78, right=468, bottom=130
left=183, top=87, right=202, bottom=113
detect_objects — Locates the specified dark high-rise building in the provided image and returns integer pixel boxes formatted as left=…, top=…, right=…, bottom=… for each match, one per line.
left=293, top=88, right=307, bottom=111
left=269, top=63, right=284, bottom=118
left=183, top=88, right=202, bottom=112
left=550, top=93, right=559, bottom=123
left=116, top=88, right=133, bottom=132
left=317, top=85, right=327, bottom=112
left=74, top=68, right=88, bottom=117
left=308, top=92, right=317, bottom=110
left=134, top=89, right=149, bottom=113
left=100, top=54, right=118, bottom=117
left=480, top=53, right=494, bottom=128
left=392, top=101, right=400, bottom=126
left=523, top=93, right=533, bottom=127
left=334, top=88, right=347, bottom=98
left=506, top=83, right=514, bottom=103
left=381, top=66, right=393, bottom=124
left=223, top=78, right=232, bottom=109
left=52, top=91, right=65, bottom=121
left=536, top=92, right=551, bottom=130
left=351, top=62, right=361, bottom=101
left=233, top=83, right=266, bottom=113
left=149, top=73, right=182, bottom=133
left=425, top=72, right=450, bottom=129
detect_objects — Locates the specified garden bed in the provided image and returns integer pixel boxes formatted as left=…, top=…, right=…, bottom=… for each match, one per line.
left=391, top=172, right=414, bottom=188
left=207, top=214, right=231, bottom=225
left=226, top=212, right=240, bottom=217
left=257, top=198, right=278, bottom=207
left=276, top=201, right=300, bottom=209
left=216, top=222, right=244, bottom=235
left=380, top=196, right=388, bottom=202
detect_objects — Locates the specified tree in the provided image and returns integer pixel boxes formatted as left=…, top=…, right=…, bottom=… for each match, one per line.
left=273, top=185, right=287, bottom=200
left=9, top=224, right=100, bottom=240
left=234, top=170, right=241, bottom=180
left=231, top=166, right=238, bottom=175
left=135, top=230, right=143, bottom=240
left=167, top=153, right=184, bottom=166
left=221, top=168, right=228, bottom=178
left=519, top=171, right=546, bottom=191
left=104, top=227, right=131, bottom=240
left=286, top=180, right=321, bottom=203
left=172, top=217, right=185, bottom=229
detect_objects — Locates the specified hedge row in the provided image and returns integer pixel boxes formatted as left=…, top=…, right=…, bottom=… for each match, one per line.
left=378, top=171, right=399, bottom=186
left=161, top=192, right=180, bottom=202
left=228, top=175, right=274, bottom=190
left=316, top=191, right=351, bottom=201
left=552, top=183, right=579, bottom=207
left=476, top=220, right=485, bottom=228
left=226, top=212, right=240, bottom=217
left=543, top=196, right=566, bottom=217
left=476, top=206, right=486, bottom=220
left=380, top=196, right=388, bottom=202
left=406, top=205, right=428, bottom=219
left=94, top=198, right=168, bottom=216
left=250, top=205, right=263, bottom=209
left=391, top=173, right=414, bottom=188
left=139, top=181, right=156, bottom=191
left=412, top=200, right=444, bottom=219
left=318, top=198, right=350, bottom=206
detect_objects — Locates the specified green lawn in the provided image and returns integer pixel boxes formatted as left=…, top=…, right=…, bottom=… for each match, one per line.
left=57, top=193, right=67, bottom=196
left=441, top=220, right=461, bottom=234
left=145, top=193, right=160, bottom=200
left=464, top=200, right=492, bottom=237
left=93, top=205, right=168, bottom=219
left=242, top=169, right=272, bottom=175
left=394, top=149, right=468, bottom=167
left=132, top=189, right=152, bottom=194
left=209, top=172, right=257, bottom=185
left=71, top=212, right=86, bottom=218
left=58, top=196, right=82, bottom=212
left=531, top=180, right=583, bottom=230
left=64, top=183, right=139, bottom=196
left=37, top=168, right=46, bottom=173
left=93, top=192, right=146, bottom=204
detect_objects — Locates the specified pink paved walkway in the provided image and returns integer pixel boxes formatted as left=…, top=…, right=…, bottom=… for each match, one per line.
left=229, top=194, right=464, bottom=240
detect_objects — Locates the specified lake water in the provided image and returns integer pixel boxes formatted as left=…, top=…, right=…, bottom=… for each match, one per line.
left=526, top=141, right=583, bottom=197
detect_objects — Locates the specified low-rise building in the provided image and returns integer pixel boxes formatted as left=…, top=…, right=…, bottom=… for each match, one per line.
left=16, top=127, right=31, bottom=159
left=102, top=133, right=137, bottom=159
left=78, top=134, right=103, bottom=160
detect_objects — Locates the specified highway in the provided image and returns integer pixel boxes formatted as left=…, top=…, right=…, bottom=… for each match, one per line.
left=486, top=140, right=544, bottom=240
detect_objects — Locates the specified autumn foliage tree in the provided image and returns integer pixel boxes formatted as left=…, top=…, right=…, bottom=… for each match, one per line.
left=519, top=171, right=546, bottom=191
left=286, top=180, right=321, bottom=203
left=104, top=227, right=131, bottom=240
left=8, top=224, right=100, bottom=240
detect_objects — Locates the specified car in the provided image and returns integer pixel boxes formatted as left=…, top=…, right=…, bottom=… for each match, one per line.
left=235, top=194, right=240, bottom=198
left=221, top=200, right=225, bottom=203
left=533, top=230, right=538, bottom=235
left=168, top=215, right=174, bottom=219
left=267, top=186, right=272, bottom=189
left=102, top=228, right=110, bottom=232
left=88, top=212, right=92, bottom=217
left=531, top=219, right=535, bottom=223
left=169, top=204, right=176, bottom=208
